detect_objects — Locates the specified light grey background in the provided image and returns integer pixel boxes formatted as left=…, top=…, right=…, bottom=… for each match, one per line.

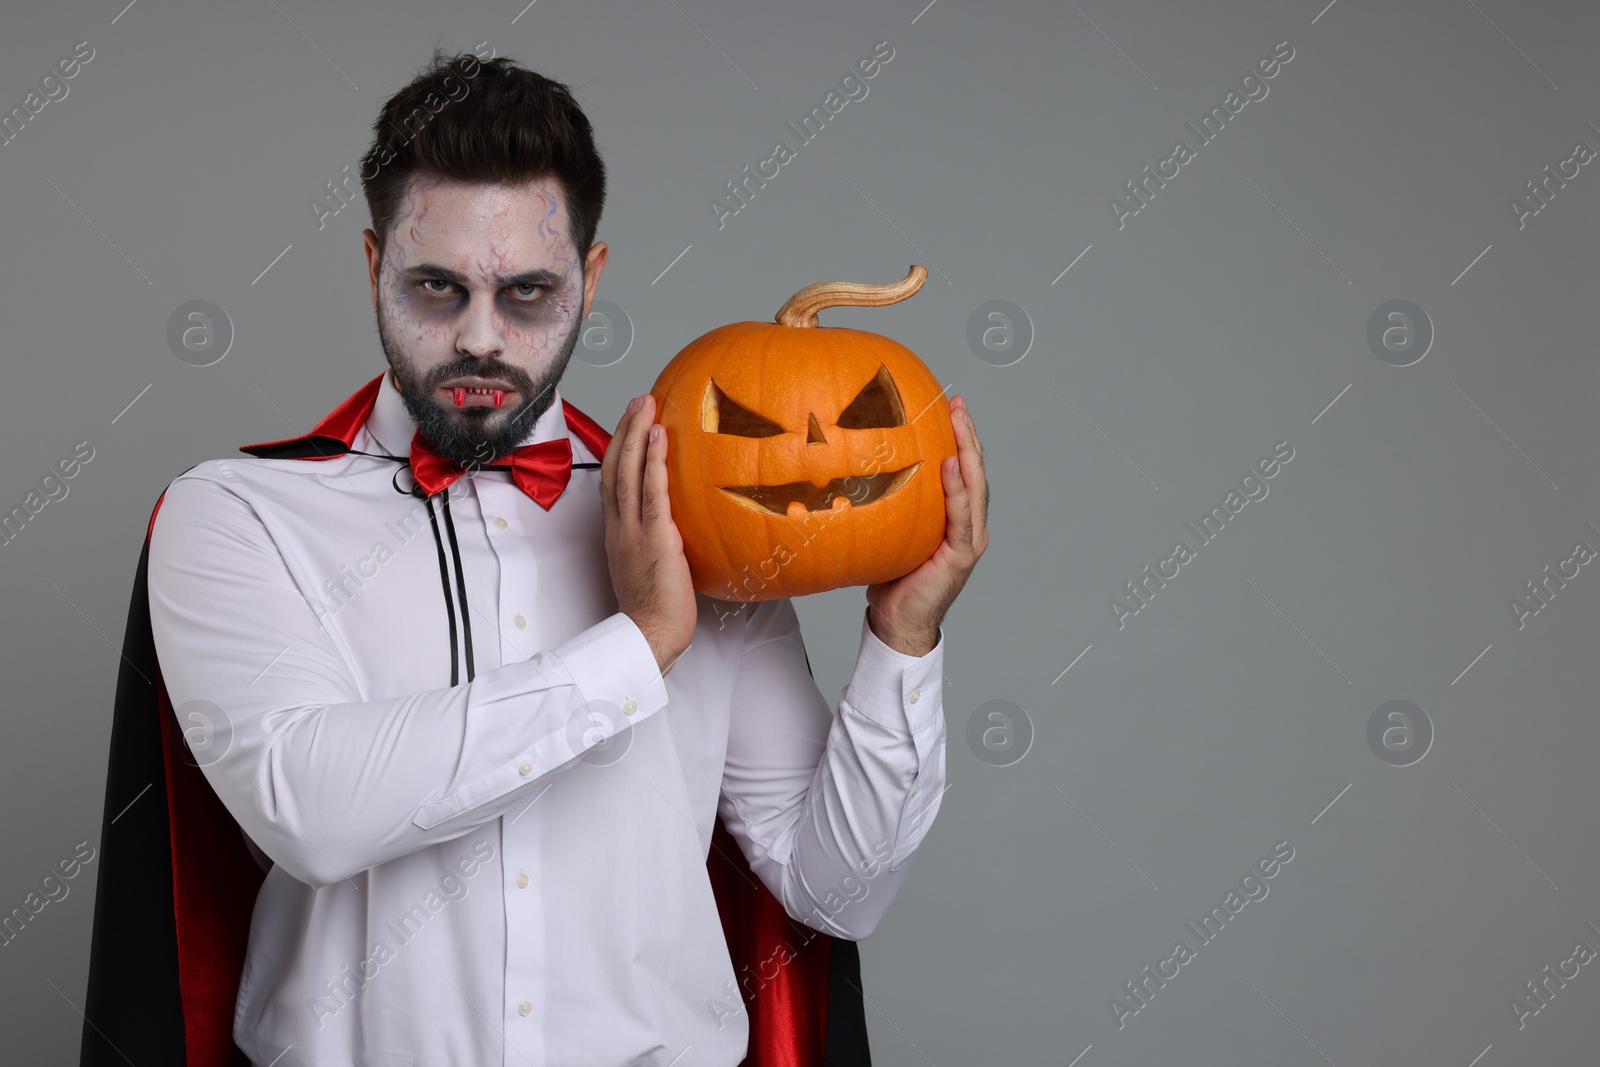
left=3, top=1, right=1597, bottom=1063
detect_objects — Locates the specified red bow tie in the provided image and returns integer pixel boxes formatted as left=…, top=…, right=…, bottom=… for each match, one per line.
left=407, top=429, right=577, bottom=509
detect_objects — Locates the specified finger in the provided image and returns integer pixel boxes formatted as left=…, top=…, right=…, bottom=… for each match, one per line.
left=951, top=402, right=988, bottom=542
left=952, top=397, right=982, bottom=459
left=641, top=420, right=671, bottom=533
left=941, top=453, right=975, bottom=555
left=601, top=397, right=638, bottom=525
left=600, top=406, right=623, bottom=522
left=615, top=394, right=653, bottom=531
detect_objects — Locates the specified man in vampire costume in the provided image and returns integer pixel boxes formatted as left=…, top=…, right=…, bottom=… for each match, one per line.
left=79, top=47, right=988, bottom=1067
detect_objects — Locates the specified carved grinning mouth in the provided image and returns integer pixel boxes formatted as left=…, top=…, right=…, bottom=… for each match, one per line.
left=719, top=463, right=920, bottom=516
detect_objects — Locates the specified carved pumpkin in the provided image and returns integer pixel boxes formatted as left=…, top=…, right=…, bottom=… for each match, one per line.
left=649, top=265, right=955, bottom=602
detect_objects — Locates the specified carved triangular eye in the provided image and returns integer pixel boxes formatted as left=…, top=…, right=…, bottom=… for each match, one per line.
left=836, top=365, right=906, bottom=429
left=703, top=380, right=785, bottom=437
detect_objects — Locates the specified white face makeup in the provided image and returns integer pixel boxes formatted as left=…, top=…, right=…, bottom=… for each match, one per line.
left=364, top=174, right=606, bottom=466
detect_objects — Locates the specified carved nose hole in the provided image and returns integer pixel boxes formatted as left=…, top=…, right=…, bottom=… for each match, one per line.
left=806, top=413, right=827, bottom=444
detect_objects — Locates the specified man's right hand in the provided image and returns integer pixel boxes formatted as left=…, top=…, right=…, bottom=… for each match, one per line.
left=600, top=393, right=698, bottom=674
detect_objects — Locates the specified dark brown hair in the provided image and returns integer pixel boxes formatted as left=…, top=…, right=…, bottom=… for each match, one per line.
left=359, top=46, right=606, bottom=261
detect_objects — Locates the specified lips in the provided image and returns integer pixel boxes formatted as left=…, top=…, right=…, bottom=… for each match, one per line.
left=718, top=463, right=919, bottom=516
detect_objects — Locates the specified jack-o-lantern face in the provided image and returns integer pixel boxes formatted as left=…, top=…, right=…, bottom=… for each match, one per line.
left=706, top=365, right=918, bottom=515
left=650, top=266, right=956, bottom=602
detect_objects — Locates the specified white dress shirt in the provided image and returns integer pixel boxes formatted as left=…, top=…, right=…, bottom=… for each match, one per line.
left=146, top=371, right=948, bottom=1067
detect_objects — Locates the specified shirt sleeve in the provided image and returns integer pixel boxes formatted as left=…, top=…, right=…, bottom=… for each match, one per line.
left=147, top=470, right=668, bottom=889
left=716, top=598, right=947, bottom=940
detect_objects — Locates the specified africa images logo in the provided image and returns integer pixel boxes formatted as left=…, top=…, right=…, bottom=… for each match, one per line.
left=1108, top=40, right=1296, bottom=230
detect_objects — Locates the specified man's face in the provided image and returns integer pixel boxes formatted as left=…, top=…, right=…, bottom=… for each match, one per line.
left=362, top=174, right=607, bottom=467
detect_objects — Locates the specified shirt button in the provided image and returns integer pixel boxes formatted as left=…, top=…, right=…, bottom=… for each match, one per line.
left=908, top=687, right=922, bottom=704
left=515, top=872, right=530, bottom=889
left=912, top=782, right=920, bottom=795
left=518, top=760, right=533, bottom=776
left=622, top=697, right=639, bottom=716
left=513, top=614, right=527, bottom=629
left=494, top=516, right=509, bottom=530
left=517, top=999, right=532, bottom=1017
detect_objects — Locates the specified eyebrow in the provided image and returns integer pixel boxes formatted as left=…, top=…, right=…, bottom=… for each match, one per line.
left=401, top=263, right=565, bottom=289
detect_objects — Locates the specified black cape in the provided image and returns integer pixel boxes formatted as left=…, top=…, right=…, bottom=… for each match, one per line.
left=80, top=382, right=872, bottom=1066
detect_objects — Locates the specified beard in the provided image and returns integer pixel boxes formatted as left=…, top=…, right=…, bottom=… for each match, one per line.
left=377, top=307, right=582, bottom=470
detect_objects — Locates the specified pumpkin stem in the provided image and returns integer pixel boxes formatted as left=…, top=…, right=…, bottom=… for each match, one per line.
left=774, top=265, right=928, bottom=328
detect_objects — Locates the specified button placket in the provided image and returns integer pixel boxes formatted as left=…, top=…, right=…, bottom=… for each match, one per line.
left=477, top=476, right=537, bottom=667
left=479, top=478, right=548, bottom=1056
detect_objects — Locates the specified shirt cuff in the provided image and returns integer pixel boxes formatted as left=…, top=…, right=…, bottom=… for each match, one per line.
left=550, top=611, right=669, bottom=751
left=840, top=608, right=944, bottom=733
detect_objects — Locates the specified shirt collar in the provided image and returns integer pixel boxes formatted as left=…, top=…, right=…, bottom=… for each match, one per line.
left=365, top=370, right=569, bottom=459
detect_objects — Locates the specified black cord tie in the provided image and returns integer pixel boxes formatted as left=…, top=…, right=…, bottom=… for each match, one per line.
left=390, top=455, right=475, bottom=686
left=439, top=489, right=476, bottom=682
left=371, top=445, right=589, bottom=688
left=422, top=494, right=461, bottom=687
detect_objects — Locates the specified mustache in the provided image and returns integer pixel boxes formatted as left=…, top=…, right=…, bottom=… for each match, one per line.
left=423, top=357, right=539, bottom=393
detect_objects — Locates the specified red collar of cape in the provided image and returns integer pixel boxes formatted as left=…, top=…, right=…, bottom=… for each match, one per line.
left=79, top=373, right=869, bottom=1067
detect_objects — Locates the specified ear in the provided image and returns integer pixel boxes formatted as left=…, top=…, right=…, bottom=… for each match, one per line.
left=580, top=240, right=609, bottom=319
left=362, top=229, right=382, bottom=309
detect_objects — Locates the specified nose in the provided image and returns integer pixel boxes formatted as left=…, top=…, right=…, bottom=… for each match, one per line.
left=456, top=292, right=504, bottom=360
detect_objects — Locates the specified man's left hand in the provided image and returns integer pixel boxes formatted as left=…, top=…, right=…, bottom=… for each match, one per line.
left=865, top=394, right=989, bottom=657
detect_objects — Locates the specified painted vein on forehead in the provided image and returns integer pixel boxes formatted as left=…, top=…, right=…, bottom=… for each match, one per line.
left=544, top=190, right=584, bottom=280
left=483, top=188, right=578, bottom=282
left=390, top=174, right=446, bottom=248
left=388, top=177, right=579, bottom=290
